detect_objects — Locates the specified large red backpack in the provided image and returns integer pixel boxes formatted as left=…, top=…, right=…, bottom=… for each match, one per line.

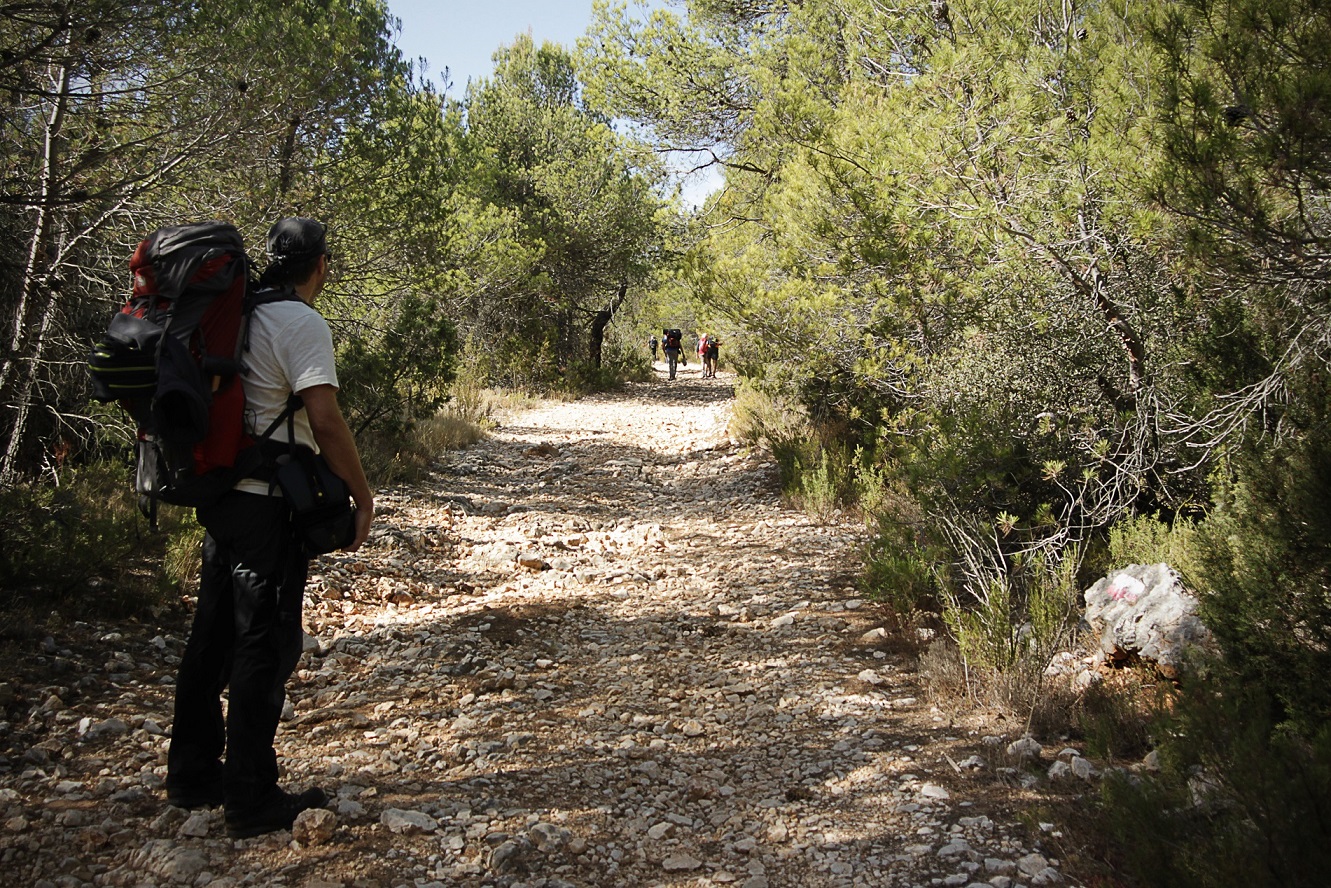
left=89, top=222, right=297, bottom=517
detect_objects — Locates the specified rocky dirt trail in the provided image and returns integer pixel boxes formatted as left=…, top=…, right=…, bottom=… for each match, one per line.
left=0, top=361, right=1084, bottom=888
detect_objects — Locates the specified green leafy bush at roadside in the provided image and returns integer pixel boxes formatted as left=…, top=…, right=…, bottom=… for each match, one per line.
left=788, top=444, right=856, bottom=518
left=0, top=461, right=190, bottom=623
left=925, top=541, right=1084, bottom=729
left=1190, top=441, right=1331, bottom=734
left=1100, top=387, right=1331, bottom=887
left=1105, top=511, right=1203, bottom=584
left=357, top=366, right=494, bottom=486
left=860, top=536, right=937, bottom=615
left=728, top=381, right=808, bottom=449
left=1100, top=681, right=1331, bottom=888
left=730, top=381, right=884, bottom=518
left=333, top=292, right=458, bottom=440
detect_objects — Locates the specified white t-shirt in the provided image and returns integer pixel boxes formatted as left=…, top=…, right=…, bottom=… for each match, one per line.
left=234, top=297, right=339, bottom=495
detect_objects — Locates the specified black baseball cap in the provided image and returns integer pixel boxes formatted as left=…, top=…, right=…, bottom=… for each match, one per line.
left=265, top=217, right=327, bottom=262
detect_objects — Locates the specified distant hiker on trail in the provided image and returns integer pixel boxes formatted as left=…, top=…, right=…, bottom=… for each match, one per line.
left=662, top=327, right=683, bottom=380
left=704, top=334, right=720, bottom=378
left=166, top=218, right=374, bottom=839
left=649, top=334, right=658, bottom=362
left=697, top=333, right=708, bottom=375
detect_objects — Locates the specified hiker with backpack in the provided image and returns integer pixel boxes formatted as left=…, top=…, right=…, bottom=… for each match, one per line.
left=164, top=218, right=373, bottom=838
left=649, top=334, right=658, bottom=362
left=705, top=334, right=721, bottom=378
left=662, top=327, right=683, bottom=380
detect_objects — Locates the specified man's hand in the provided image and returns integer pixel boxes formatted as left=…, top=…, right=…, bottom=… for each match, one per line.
left=347, top=503, right=374, bottom=552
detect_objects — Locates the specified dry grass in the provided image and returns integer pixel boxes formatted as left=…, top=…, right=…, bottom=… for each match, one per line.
left=918, top=636, right=1093, bottom=740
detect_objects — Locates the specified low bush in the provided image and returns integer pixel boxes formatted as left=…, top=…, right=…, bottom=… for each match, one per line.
left=914, top=535, right=1087, bottom=735
left=1098, top=386, right=1331, bottom=887
left=0, top=460, right=191, bottom=625
left=357, top=372, right=496, bottom=486
left=728, top=381, right=808, bottom=448
left=1105, top=511, right=1202, bottom=583
left=1100, top=678, right=1331, bottom=888
left=861, top=537, right=937, bottom=615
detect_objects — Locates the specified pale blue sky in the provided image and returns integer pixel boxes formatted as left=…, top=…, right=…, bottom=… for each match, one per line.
left=387, top=0, right=637, bottom=94
left=385, top=0, right=720, bottom=206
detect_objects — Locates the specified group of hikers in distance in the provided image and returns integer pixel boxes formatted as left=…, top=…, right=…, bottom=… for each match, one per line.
left=649, top=328, right=721, bottom=381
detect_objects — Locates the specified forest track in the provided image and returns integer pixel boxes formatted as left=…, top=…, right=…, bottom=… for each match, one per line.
left=0, top=359, right=1084, bottom=888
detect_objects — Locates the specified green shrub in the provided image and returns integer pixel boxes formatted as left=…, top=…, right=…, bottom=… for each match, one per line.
left=1190, top=442, right=1331, bottom=734
left=861, top=538, right=937, bottom=614
left=941, top=543, right=1081, bottom=671
left=1099, top=384, right=1331, bottom=887
left=924, top=538, right=1084, bottom=729
left=793, top=445, right=855, bottom=518
left=0, top=461, right=188, bottom=622
left=943, top=577, right=1019, bottom=672
left=728, top=380, right=808, bottom=448
left=357, top=372, right=495, bottom=486
left=161, top=516, right=205, bottom=591
left=449, top=357, right=490, bottom=426
left=561, top=359, right=628, bottom=395
left=333, top=291, right=458, bottom=439
left=1106, top=511, right=1202, bottom=583
left=1100, top=678, right=1331, bottom=888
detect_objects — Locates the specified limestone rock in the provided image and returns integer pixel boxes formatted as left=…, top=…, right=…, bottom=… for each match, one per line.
left=1007, top=737, right=1043, bottom=760
left=381, top=807, right=438, bottom=834
left=662, top=852, right=703, bottom=871
left=293, top=808, right=337, bottom=845
left=1085, top=563, right=1213, bottom=676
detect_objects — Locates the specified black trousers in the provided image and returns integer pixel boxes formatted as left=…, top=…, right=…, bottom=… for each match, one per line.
left=166, top=491, right=308, bottom=812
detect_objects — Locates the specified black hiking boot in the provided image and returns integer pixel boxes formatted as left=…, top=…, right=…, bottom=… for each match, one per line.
left=166, top=778, right=225, bottom=810
left=225, top=786, right=328, bottom=838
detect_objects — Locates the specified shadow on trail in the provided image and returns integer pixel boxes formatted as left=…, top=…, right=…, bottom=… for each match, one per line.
left=638, top=365, right=737, bottom=407
left=282, top=594, right=948, bottom=887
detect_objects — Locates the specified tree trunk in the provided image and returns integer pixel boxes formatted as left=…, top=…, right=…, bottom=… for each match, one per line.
left=1, top=35, right=73, bottom=484
left=1, top=284, right=61, bottom=484
left=278, top=114, right=302, bottom=197
left=588, top=280, right=628, bottom=368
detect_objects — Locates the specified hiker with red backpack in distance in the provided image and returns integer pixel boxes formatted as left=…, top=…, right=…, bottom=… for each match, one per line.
left=705, top=334, right=721, bottom=378
left=697, top=332, right=709, bottom=376
left=165, top=218, right=374, bottom=838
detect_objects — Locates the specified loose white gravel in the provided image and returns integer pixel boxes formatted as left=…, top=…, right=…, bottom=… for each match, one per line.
left=0, top=364, right=1088, bottom=887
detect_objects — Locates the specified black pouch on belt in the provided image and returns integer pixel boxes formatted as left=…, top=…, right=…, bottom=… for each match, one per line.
left=274, top=445, right=355, bottom=555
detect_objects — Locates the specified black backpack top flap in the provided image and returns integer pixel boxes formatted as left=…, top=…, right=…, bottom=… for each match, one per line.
left=148, top=222, right=246, bottom=304
left=105, top=311, right=164, bottom=351
left=150, top=221, right=244, bottom=262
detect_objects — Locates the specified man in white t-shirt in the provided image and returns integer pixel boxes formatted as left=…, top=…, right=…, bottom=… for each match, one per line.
left=165, top=218, right=374, bottom=838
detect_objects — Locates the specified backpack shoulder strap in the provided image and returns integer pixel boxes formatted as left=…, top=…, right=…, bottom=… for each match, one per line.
left=249, top=285, right=303, bottom=309
left=241, top=285, right=307, bottom=361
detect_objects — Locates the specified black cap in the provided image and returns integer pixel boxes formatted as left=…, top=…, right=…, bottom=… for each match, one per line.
left=265, top=217, right=327, bottom=262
